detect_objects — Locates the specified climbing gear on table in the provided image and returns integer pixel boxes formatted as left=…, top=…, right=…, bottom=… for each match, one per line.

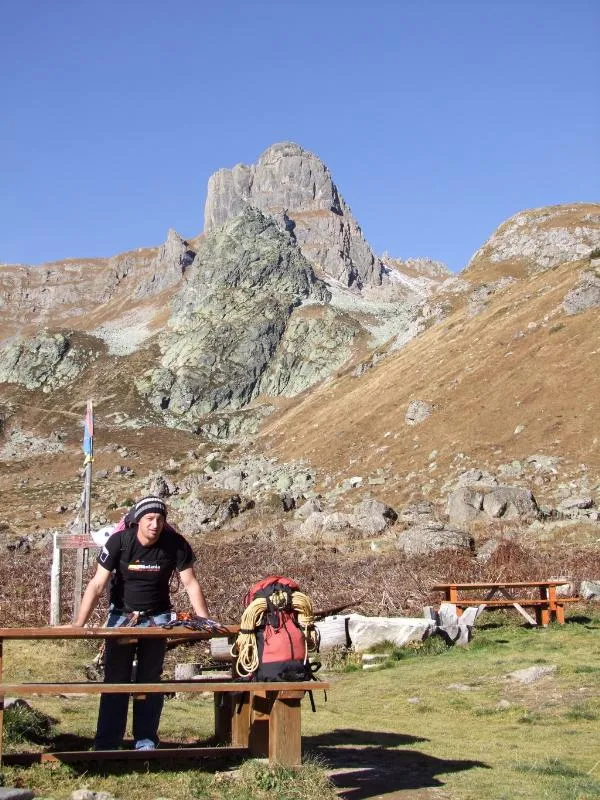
left=161, top=612, right=230, bottom=635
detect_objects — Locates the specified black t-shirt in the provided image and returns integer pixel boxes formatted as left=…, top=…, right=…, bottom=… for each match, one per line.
left=97, top=526, right=196, bottom=612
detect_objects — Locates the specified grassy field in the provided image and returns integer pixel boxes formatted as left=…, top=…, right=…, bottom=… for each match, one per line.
left=1, top=609, right=599, bottom=800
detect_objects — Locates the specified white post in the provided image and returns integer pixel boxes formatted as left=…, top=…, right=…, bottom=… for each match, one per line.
left=50, top=533, right=62, bottom=625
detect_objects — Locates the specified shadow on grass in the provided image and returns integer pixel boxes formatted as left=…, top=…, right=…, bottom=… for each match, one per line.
left=304, top=730, right=489, bottom=800
left=565, top=615, right=597, bottom=628
left=305, top=729, right=426, bottom=748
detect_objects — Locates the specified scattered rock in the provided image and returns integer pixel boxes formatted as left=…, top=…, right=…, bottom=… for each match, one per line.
left=504, top=665, right=557, bottom=683
left=563, top=270, right=600, bottom=315
left=0, top=790, right=35, bottom=800
left=396, top=523, right=473, bottom=556
left=405, top=399, right=433, bottom=425
left=580, top=580, right=600, bottom=601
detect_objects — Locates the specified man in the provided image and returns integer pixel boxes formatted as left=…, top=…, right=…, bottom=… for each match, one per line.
left=73, top=495, right=209, bottom=751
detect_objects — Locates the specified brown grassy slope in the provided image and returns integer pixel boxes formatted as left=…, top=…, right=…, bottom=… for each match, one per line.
left=261, top=256, right=600, bottom=509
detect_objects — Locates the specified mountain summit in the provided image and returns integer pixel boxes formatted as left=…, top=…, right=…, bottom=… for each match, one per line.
left=205, top=141, right=383, bottom=288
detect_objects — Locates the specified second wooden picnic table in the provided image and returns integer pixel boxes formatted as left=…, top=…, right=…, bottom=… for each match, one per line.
left=431, top=580, right=579, bottom=626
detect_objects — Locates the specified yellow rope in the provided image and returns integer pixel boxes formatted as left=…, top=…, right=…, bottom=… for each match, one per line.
left=232, top=590, right=319, bottom=677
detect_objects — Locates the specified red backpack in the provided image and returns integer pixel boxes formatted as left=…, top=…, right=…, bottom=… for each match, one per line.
left=234, top=576, right=319, bottom=681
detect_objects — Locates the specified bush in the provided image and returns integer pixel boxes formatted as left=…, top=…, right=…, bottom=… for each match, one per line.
left=191, top=758, right=337, bottom=800
left=4, top=702, right=55, bottom=745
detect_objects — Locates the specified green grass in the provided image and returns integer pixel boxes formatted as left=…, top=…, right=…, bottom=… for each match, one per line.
left=1, top=610, right=599, bottom=799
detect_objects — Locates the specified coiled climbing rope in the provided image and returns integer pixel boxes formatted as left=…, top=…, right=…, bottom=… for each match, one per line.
left=233, top=590, right=319, bottom=677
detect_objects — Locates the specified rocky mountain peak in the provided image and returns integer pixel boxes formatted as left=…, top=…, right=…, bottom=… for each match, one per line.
left=204, top=141, right=383, bottom=289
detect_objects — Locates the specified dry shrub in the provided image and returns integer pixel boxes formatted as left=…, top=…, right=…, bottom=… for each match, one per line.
left=1, top=536, right=598, bottom=627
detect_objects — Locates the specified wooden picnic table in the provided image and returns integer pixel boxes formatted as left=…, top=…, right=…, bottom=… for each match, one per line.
left=0, top=626, right=328, bottom=768
left=431, top=581, right=580, bottom=626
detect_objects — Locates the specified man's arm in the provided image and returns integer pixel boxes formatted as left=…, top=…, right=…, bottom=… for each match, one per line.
left=72, top=564, right=112, bottom=626
left=179, top=567, right=209, bottom=617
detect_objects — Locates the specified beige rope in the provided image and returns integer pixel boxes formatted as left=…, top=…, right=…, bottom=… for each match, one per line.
left=232, top=590, right=318, bottom=677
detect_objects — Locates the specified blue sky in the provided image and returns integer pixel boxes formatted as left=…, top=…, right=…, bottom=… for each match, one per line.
left=2, top=1, right=599, bottom=272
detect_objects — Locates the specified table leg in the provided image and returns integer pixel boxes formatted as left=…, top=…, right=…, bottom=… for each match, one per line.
left=231, top=692, right=251, bottom=747
left=268, top=691, right=303, bottom=767
left=249, top=691, right=273, bottom=758
left=214, top=691, right=252, bottom=746
left=214, top=692, right=230, bottom=744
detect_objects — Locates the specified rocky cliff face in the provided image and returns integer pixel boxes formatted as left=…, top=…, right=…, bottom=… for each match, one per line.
left=204, top=142, right=383, bottom=288
left=136, top=207, right=333, bottom=424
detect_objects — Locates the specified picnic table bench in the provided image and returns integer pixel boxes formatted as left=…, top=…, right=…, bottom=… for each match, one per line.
left=431, top=581, right=580, bottom=626
left=0, top=627, right=328, bottom=768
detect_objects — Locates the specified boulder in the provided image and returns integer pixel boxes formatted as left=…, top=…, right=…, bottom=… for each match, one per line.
left=396, top=523, right=473, bottom=556
left=504, top=665, right=557, bottom=683
left=346, top=614, right=435, bottom=651
left=0, top=790, right=35, bottom=800
left=580, top=580, right=600, bottom=601
left=315, top=615, right=351, bottom=652
left=447, top=484, right=539, bottom=526
left=446, top=487, right=484, bottom=525
left=297, top=511, right=353, bottom=539
left=294, top=498, right=323, bottom=520
left=557, top=495, right=594, bottom=513
left=405, top=399, right=433, bottom=425
left=352, top=498, right=398, bottom=534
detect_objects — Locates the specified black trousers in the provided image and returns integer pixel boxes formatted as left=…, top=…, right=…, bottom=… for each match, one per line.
left=94, top=612, right=169, bottom=749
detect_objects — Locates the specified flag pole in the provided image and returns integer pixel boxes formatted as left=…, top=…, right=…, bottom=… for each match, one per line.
left=73, top=399, right=93, bottom=621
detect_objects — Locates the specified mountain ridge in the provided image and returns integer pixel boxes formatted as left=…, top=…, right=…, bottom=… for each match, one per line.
left=0, top=142, right=599, bottom=554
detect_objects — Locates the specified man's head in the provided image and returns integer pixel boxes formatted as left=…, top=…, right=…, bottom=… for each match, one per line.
left=132, top=496, right=167, bottom=546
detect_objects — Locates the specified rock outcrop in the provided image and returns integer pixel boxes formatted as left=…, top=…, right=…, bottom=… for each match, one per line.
left=0, top=331, right=91, bottom=390
left=137, top=207, right=331, bottom=423
left=563, top=264, right=600, bottom=315
left=204, top=141, right=383, bottom=288
left=466, top=204, right=600, bottom=277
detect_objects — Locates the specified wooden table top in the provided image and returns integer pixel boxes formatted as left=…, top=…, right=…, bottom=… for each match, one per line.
left=0, top=626, right=239, bottom=640
left=431, top=581, right=569, bottom=590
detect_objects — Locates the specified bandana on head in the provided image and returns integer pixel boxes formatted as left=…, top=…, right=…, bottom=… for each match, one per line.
left=131, top=496, right=167, bottom=524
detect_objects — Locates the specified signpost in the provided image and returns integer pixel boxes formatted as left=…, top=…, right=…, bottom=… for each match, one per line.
left=73, top=399, right=94, bottom=621
left=49, top=400, right=96, bottom=625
